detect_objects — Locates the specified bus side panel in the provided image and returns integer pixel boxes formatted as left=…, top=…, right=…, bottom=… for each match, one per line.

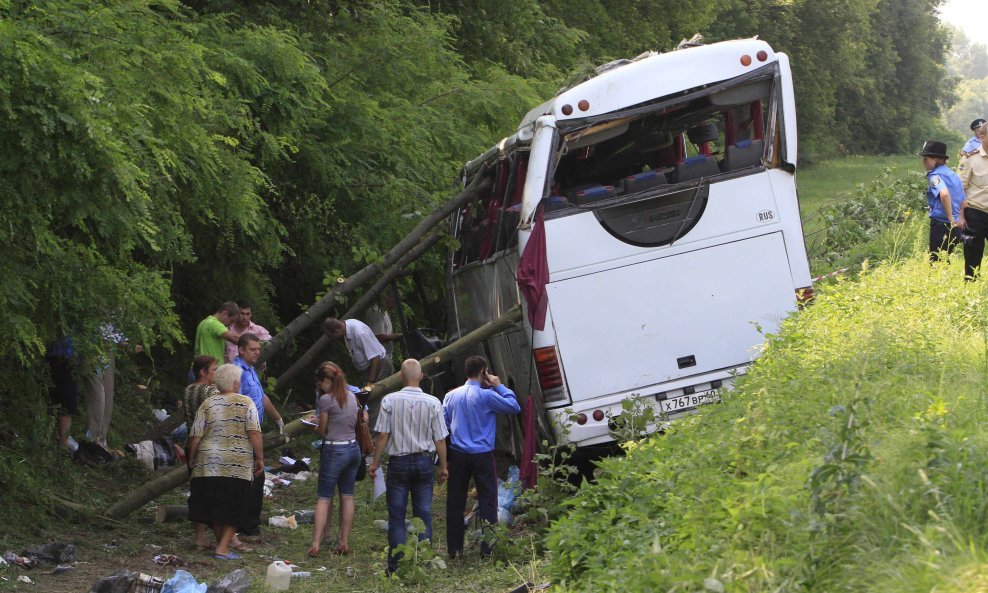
left=769, top=169, right=812, bottom=287
left=545, top=232, right=796, bottom=401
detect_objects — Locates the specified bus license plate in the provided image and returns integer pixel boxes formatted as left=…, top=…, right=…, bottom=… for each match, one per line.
left=658, top=390, right=719, bottom=413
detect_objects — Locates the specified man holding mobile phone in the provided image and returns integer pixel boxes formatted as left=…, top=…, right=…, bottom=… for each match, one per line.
left=442, top=355, right=521, bottom=558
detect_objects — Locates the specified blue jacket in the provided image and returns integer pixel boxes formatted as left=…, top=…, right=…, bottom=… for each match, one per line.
left=963, top=136, right=982, bottom=154
left=926, top=164, right=965, bottom=223
left=443, top=380, right=521, bottom=454
left=233, top=356, right=265, bottom=422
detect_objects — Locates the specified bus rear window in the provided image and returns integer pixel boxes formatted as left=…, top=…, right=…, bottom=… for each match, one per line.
left=546, top=79, right=775, bottom=212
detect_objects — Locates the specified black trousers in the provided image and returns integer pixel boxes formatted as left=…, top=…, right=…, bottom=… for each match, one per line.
left=963, top=207, right=988, bottom=279
left=446, top=448, right=497, bottom=558
left=239, top=474, right=264, bottom=535
left=929, top=219, right=959, bottom=262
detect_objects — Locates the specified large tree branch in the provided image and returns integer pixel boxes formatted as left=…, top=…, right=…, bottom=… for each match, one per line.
left=258, top=174, right=490, bottom=367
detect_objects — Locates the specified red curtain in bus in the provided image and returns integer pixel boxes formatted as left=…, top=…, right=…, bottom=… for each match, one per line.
left=517, top=208, right=548, bottom=331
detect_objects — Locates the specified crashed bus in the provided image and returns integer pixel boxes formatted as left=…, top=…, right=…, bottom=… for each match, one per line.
left=446, top=38, right=811, bottom=450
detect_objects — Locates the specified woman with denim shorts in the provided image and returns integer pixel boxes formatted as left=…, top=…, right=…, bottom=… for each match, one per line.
left=308, top=361, right=365, bottom=556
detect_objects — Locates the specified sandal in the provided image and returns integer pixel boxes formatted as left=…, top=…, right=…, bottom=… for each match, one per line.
left=213, top=552, right=242, bottom=560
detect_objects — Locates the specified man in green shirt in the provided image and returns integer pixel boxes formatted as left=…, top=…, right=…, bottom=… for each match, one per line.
left=192, top=302, right=240, bottom=372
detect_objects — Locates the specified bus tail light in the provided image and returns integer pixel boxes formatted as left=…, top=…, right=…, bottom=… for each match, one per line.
left=534, top=346, right=567, bottom=402
left=740, top=54, right=752, bottom=66
left=592, top=409, right=605, bottom=421
left=534, top=346, right=563, bottom=388
left=756, top=50, right=768, bottom=62
left=576, top=413, right=588, bottom=425
left=796, top=286, right=815, bottom=307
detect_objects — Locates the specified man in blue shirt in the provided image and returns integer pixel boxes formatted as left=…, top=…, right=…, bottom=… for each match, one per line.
left=442, top=355, right=521, bottom=558
left=919, top=140, right=965, bottom=262
left=232, top=332, right=284, bottom=540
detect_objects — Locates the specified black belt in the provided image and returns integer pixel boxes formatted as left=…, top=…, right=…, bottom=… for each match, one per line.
left=391, top=451, right=434, bottom=458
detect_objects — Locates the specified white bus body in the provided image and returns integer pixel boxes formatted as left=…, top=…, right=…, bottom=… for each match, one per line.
left=447, top=39, right=811, bottom=449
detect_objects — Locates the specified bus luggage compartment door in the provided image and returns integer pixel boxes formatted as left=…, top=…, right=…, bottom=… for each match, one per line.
left=544, top=232, right=795, bottom=402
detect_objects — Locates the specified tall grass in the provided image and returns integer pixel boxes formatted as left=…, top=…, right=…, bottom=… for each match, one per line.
left=544, top=221, right=988, bottom=592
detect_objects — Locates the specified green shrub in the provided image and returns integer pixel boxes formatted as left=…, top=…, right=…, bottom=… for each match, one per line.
left=544, top=251, right=988, bottom=592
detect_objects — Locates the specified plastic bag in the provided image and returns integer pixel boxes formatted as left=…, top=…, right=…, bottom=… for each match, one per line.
left=496, top=465, right=521, bottom=511
left=162, top=570, right=207, bottom=593
left=206, top=568, right=251, bottom=593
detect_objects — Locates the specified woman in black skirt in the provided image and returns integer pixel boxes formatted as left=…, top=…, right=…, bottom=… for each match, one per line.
left=186, top=364, right=263, bottom=560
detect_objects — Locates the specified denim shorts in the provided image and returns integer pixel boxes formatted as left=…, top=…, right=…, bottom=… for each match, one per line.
left=317, top=441, right=361, bottom=499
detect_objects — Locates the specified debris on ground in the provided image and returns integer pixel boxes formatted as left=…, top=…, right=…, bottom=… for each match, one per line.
left=162, top=570, right=207, bottom=593
left=16, top=575, right=33, bottom=584
left=2, top=552, right=34, bottom=569
left=23, top=543, right=76, bottom=565
left=267, top=515, right=297, bottom=529
left=153, top=554, right=185, bottom=567
left=48, top=565, right=74, bottom=575
left=205, top=568, right=251, bottom=593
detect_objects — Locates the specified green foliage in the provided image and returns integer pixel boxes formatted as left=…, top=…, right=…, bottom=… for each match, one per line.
left=544, top=249, right=988, bottom=591
left=806, top=167, right=927, bottom=268
left=607, top=395, right=658, bottom=444
left=387, top=517, right=447, bottom=585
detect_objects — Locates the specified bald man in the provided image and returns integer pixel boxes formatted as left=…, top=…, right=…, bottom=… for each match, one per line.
left=369, top=359, right=448, bottom=574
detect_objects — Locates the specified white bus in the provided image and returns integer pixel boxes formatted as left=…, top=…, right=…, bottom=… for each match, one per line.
left=447, top=39, right=811, bottom=450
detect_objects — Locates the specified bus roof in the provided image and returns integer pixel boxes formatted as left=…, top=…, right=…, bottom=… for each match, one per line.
left=463, top=38, right=779, bottom=177
left=519, top=38, right=778, bottom=130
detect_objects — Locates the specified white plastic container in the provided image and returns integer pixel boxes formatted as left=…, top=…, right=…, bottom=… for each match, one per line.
left=265, top=560, right=292, bottom=591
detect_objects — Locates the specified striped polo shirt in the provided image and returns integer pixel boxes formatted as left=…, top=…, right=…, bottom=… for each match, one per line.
left=374, top=387, right=448, bottom=456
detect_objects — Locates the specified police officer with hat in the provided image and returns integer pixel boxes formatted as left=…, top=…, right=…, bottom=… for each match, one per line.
left=962, top=119, right=987, bottom=157
left=919, top=140, right=965, bottom=263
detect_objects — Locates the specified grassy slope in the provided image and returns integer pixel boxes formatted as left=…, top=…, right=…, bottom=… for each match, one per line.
left=797, top=154, right=917, bottom=234
left=544, top=231, right=988, bottom=591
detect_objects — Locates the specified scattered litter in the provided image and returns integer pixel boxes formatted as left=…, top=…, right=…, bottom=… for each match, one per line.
left=161, top=569, right=206, bottom=593
left=292, top=510, right=315, bottom=524
left=278, top=456, right=296, bottom=466
left=134, top=572, right=166, bottom=593
left=373, top=519, right=413, bottom=533
left=290, top=571, right=311, bottom=578
left=3, top=551, right=34, bottom=569
left=293, top=471, right=310, bottom=482
left=48, top=565, right=73, bottom=575
left=268, top=515, right=297, bottom=529
left=345, top=566, right=354, bottom=578
left=153, top=554, right=185, bottom=567
left=66, top=436, right=79, bottom=454
left=206, top=568, right=251, bottom=593
left=271, top=476, right=292, bottom=487
left=507, top=582, right=551, bottom=593
left=88, top=568, right=142, bottom=593
left=103, top=540, right=120, bottom=551
left=265, top=561, right=292, bottom=591
left=153, top=409, right=170, bottom=422
left=145, top=544, right=163, bottom=552
left=315, top=566, right=327, bottom=572
left=16, top=575, right=32, bottom=584
left=23, top=543, right=76, bottom=565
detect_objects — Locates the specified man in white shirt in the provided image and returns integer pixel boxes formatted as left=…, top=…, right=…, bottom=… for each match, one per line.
left=369, top=359, right=448, bottom=574
left=322, top=317, right=393, bottom=389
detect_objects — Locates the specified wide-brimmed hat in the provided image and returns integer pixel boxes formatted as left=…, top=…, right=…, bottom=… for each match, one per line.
left=917, top=140, right=948, bottom=159
left=971, top=118, right=987, bottom=131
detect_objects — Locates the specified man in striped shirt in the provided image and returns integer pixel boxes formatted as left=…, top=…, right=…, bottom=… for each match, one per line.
left=369, top=359, right=448, bottom=574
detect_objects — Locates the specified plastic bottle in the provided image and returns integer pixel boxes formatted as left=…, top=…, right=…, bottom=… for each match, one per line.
left=291, top=571, right=312, bottom=578
left=265, top=560, right=293, bottom=591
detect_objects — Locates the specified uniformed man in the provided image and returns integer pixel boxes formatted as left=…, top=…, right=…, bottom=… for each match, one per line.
left=959, top=122, right=988, bottom=279
left=961, top=118, right=987, bottom=158
left=918, top=140, right=965, bottom=263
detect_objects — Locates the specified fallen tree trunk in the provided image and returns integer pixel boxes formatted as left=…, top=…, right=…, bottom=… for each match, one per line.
left=105, top=416, right=314, bottom=519
left=156, top=504, right=270, bottom=524
left=258, top=174, right=491, bottom=366
left=272, top=230, right=444, bottom=392
left=106, top=465, right=190, bottom=520
left=366, top=305, right=523, bottom=408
